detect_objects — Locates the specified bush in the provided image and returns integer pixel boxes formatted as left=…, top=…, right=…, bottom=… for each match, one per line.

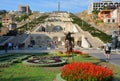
left=12, top=55, right=30, bottom=63
left=0, top=62, right=12, bottom=68
left=61, top=62, right=113, bottom=81
left=0, top=54, right=14, bottom=59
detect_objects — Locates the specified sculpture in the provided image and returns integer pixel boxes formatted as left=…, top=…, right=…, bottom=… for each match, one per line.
left=112, top=30, right=119, bottom=49
left=65, top=32, right=74, bottom=61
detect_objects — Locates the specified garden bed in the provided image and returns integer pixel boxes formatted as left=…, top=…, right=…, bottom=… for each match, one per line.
left=22, top=56, right=67, bottom=67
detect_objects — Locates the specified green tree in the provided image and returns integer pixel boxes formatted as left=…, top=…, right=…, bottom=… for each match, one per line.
left=0, top=21, right=2, bottom=27
left=21, top=13, right=28, bottom=20
left=92, top=9, right=99, bottom=15
left=15, top=13, right=29, bottom=22
left=92, top=9, right=100, bottom=20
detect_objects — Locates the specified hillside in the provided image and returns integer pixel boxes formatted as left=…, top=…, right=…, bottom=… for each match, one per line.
left=75, top=11, right=118, bottom=35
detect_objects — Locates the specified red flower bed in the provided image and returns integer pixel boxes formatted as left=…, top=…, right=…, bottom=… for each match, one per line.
left=61, top=62, right=113, bottom=81
left=64, top=50, right=89, bottom=57
left=65, top=50, right=82, bottom=54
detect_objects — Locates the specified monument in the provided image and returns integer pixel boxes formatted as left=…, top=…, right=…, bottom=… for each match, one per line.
left=65, top=32, right=74, bottom=60
left=112, top=30, right=119, bottom=49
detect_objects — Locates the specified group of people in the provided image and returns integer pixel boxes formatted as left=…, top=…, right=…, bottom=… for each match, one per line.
left=47, top=40, right=58, bottom=48
left=4, top=42, right=13, bottom=53
left=4, top=42, right=25, bottom=53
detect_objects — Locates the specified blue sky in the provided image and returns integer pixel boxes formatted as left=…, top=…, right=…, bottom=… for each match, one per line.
left=0, top=0, right=120, bottom=13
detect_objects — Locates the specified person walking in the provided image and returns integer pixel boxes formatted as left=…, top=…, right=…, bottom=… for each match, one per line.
left=104, top=42, right=111, bottom=62
left=4, top=42, right=8, bottom=53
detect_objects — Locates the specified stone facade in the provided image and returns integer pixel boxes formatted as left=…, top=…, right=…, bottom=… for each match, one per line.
left=2, top=17, right=13, bottom=27
left=18, top=5, right=31, bottom=13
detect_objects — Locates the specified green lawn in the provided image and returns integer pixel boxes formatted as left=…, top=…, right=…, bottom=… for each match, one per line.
left=0, top=54, right=120, bottom=81
left=0, top=63, right=60, bottom=81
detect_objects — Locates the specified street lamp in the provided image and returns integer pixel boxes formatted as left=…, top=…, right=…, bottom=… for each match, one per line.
left=27, top=18, right=29, bottom=30
left=81, top=17, right=83, bottom=28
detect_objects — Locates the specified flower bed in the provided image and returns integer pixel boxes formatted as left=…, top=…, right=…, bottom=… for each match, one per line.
left=23, top=56, right=66, bottom=67
left=61, top=62, right=113, bottom=81
left=55, top=50, right=63, bottom=54
left=64, top=50, right=89, bottom=57
left=56, top=53, right=73, bottom=57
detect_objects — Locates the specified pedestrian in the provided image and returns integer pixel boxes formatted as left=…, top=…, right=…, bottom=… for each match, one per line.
left=104, top=42, right=111, bottom=62
left=8, top=42, right=12, bottom=50
left=4, top=42, right=8, bottom=53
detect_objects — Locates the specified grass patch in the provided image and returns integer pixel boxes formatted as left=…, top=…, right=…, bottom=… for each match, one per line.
left=0, top=63, right=60, bottom=81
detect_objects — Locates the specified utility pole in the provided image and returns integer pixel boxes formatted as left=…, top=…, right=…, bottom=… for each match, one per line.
left=27, top=6, right=29, bottom=31
left=58, top=2, right=60, bottom=12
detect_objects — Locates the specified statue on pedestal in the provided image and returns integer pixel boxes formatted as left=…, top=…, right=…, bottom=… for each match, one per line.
left=112, top=30, right=118, bottom=49
left=65, top=32, right=74, bottom=61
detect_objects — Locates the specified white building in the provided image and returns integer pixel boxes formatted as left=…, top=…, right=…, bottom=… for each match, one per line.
left=104, top=9, right=117, bottom=23
left=88, top=0, right=120, bottom=14
left=98, top=9, right=118, bottom=23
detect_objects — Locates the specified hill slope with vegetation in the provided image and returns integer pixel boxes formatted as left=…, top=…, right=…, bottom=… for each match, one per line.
left=71, top=13, right=111, bottom=43
left=75, top=11, right=118, bottom=35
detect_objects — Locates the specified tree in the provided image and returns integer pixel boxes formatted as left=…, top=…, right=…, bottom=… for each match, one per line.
left=15, top=13, right=29, bottom=22
left=92, top=9, right=100, bottom=15
left=92, top=9, right=100, bottom=20
left=0, top=21, right=2, bottom=27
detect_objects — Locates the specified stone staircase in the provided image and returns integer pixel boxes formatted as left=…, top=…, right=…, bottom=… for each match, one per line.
left=83, top=32, right=104, bottom=48
left=9, top=34, right=29, bottom=45
left=0, top=36, right=14, bottom=45
left=75, top=24, right=104, bottom=48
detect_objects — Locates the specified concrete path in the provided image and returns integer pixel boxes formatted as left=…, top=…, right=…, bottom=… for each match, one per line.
left=0, top=48, right=120, bottom=67
left=80, top=48, right=120, bottom=67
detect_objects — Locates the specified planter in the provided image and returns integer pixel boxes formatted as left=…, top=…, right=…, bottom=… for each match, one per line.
left=56, top=73, right=66, bottom=81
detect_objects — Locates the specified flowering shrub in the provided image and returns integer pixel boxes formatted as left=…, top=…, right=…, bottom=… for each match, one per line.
left=57, top=53, right=73, bottom=57
left=72, top=50, right=82, bottom=54
left=64, top=50, right=89, bottom=57
left=56, top=50, right=63, bottom=54
left=57, top=53, right=68, bottom=57
left=61, top=62, right=113, bottom=81
left=64, top=50, right=83, bottom=54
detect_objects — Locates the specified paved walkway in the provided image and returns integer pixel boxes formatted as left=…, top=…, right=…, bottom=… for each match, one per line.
left=0, top=48, right=120, bottom=67
left=80, top=48, right=120, bottom=67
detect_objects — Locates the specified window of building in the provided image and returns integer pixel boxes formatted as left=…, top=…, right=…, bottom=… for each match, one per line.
left=99, top=8, right=102, bottom=10
left=98, top=3, right=100, bottom=7
left=108, top=19, right=110, bottom=23
left=109, top=3, right=113, bottom=6
left=115, top=3, right=118, bottom=7
left=119, top=3, right=120, bottom=6
left=112, top=19, right=115, bottom=23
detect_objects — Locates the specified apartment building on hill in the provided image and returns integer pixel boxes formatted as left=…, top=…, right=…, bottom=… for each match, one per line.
left=88, top=0, right=120, bottom=14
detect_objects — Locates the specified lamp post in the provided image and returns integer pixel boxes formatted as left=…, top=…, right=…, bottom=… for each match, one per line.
left=27, top=18, right=29, bottom=30
left=81, top=17, right=83, bottom=28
